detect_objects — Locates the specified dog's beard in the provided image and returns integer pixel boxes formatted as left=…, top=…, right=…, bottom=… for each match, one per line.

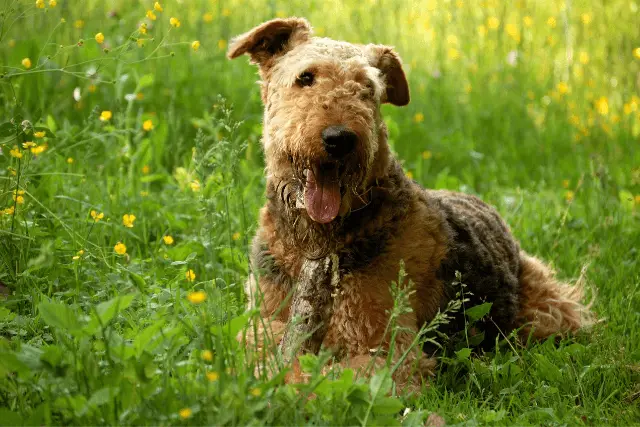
left=272, top=157, right=367, bottom=259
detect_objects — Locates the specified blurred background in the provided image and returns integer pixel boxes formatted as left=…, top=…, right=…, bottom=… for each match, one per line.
left=1, top=1, right=639, bottom=424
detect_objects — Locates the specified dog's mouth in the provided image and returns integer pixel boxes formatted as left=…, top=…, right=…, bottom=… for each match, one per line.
left=302, top=163, right=341, bottom=224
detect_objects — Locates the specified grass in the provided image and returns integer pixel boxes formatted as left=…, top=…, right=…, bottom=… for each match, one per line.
left=1, top=0, right=639, bottom=425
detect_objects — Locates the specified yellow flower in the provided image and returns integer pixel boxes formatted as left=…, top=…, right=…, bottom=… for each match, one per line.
left=635, top=195, right=640, bottom=204
left=556, top=82, right=570, bottom=95
left=202, top=350, right=213, bottom=361
left=67, top=157, right=74, bottom=164
left=142, top=165, right=150, bottom=174
left=35, top=0, right=44, bottom=8
left=139, top=23, right=147, bottom=34
left=232, top=232, right=241, bottom=241
left=564, top=191, right=575, bottom=202
left=405, top=171, right=414, bottom=180
left=23, top=141, right=36, bottom=149
left=31, top=145, right=47, bottom=155
left=122, top=214, right=136, bottom=228
left=185, top=269, right=197, bottom=283
left=22, top=58, right=32, bottom=69
left=9, top=146, right=22, bottom=159
left=72, top=255, right=80, bottom=261
left=178, top=408, right=192, bottom=420
left=562, top=179, right=570, bottom=188
left=487, top=16, right=500, bottom=30
left=595, top=97, right=609, bottom=116
left=4, top=206, right=15, bottom=215
left=569, top=114, right=580, bottom=126
left=114, top=242, right=127, bottom=255
left=49, top=0, right=56, bottom=7
left=217, top=39, right=227, bottom=50
left=413, top=112, right=424, bottom=123
left=100, top=110, right=112, bottom=121
left=95, top=33, right=105, bottom=44
left=203, top=12, right=213, bottom=23
left=137, top=38, right=146, bottom=47
left=8, top=167, right=17, bottom=176
left=90, top=210, right=104, bottom=221
left=579, top=51, right=589, bottom=64
left=146, top=10, right=157, bottom=21
left=136, top=92, right=144, bottom=100
left=477, top=25, right=487, bottom=37
left=206, top=371, right=219, bottom=382
left=422, top=150, right=432, bottom=160
left=505, top=23, right=520, bottom=42
left=187, top=290, right=207, bottom=304
left=190, top=180, right=201, bottom=192
left=142, top=119, right=154, bottom=131
left=250, top=387, right=261, bottom=397
left=170, top=17, right=181, bottom=28
left=547, top=17, right=556, bottom=28
left=154, top=2, right=163, bottom=12
left=633, top=48, right=640, bottom=60
left=74, top=20, right=84, bottom=29
left=581, top=13, right=592, bottom=25
left=448, top=47, right=460, bottom=60
left=191, top=40, right=201, bottom=51
left=72, top=250, right=84, bottom=261
left=13, top=190, right=25, bottom=205
left=523, top=16, right=533, bottom=27
left=163, top=235, right=174, bottom=245
left=222, top=8, right=231, bottom=17
left=34, top=131, right=46, bottom=138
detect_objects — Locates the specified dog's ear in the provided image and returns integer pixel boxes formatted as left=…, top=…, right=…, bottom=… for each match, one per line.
left=367, top=45, right=410, bottom=106
left=227, top=18, right=312, bottom=68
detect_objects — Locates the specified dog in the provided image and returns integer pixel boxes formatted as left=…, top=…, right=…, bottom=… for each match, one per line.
left=227, top=17, right=593, bottom=386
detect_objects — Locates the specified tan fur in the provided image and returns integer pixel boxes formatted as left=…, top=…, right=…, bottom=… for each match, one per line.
left=517, top=252, right=594, bottom=340
left=229, top=18, right=594, bottom=390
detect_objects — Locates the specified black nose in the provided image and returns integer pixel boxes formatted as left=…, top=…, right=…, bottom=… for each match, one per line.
left=321, top=125, right=357, bottom=159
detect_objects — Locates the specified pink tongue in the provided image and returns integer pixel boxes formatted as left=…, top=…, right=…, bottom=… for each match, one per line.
left=304, top=168, right=341, bottom=224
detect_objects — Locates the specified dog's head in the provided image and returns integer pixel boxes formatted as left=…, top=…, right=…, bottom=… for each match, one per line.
left=228, top=18, right=409, bottom=224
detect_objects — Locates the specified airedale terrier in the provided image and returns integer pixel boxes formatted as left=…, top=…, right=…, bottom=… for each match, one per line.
left=228, top=17, right=593, bottom=385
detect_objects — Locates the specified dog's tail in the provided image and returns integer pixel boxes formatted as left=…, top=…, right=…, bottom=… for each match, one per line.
left=516, top=251, right=595, bottom=340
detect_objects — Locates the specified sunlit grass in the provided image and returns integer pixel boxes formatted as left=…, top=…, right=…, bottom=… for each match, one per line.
left=0, top=0, right=639, bottom=424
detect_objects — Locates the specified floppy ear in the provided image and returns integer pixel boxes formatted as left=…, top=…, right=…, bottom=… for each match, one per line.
left=227, top=18, right=312, bottom=69
left=366, top=45, right=410, bottom=106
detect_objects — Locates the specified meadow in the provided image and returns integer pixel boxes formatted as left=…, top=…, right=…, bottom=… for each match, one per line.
left=1, top=0, right=639, bottom=424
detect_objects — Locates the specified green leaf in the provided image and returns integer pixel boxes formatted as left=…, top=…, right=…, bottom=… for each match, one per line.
left=0, top=122, right=14, bottom=137
left=0, top=351, right=31, bottom=377
left=138, top=74, right=154, bottom=89
left=88, top=387, right=118, bottom=408
left=373, top=397, right=404, bottom=415
left=85, top=295, right=136, bottom=335
left=38, top=301, right=82, bottom=333
left=369, top=368, right=392, bottom=398
left=455, top=347, right=472, bottom=360
left=534, top=354, right=563, bottom=382
left=464, top=302, right=493, bottom=323
left=0, top=408, right=23, bottom=426
left=128, top=271, right=147, bottom=292
left=211, top=312, right=250, bottom=339
left=619, top=190, right=635, bottom=212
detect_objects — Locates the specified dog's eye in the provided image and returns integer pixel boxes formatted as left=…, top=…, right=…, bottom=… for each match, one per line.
left=296, top=71, right=315, bottom=87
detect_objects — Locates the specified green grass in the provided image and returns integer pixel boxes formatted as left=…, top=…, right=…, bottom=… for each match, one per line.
left=1, top=0, right=639, bottom=425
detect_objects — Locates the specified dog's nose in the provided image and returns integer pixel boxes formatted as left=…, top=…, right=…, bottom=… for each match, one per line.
left=321, top=125, right=357, bottom=158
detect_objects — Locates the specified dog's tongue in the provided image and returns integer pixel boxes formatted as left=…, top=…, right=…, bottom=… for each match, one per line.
left=305, top=167, right=341, bottom=224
